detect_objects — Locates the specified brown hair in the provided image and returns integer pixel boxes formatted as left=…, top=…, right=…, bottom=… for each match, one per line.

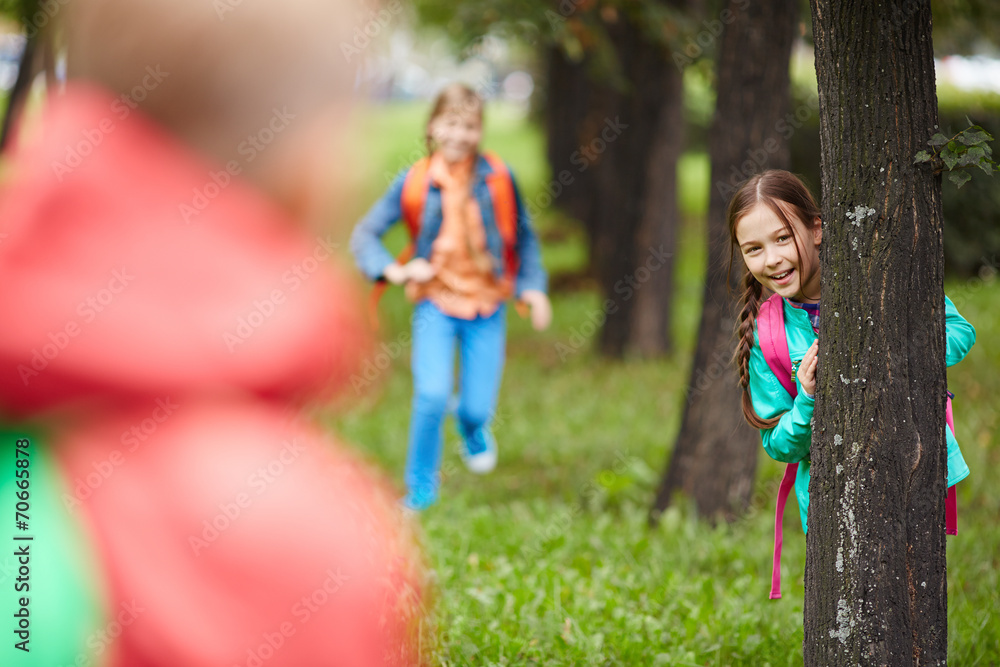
left=424, top=83, right=484, bottom=154
left=728, top=170, right=821, bottom=429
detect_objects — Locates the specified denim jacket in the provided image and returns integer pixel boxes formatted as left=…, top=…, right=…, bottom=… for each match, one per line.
left=350, top=154, right=548, bottom=298
left=748, top=295, right=976, bottom=532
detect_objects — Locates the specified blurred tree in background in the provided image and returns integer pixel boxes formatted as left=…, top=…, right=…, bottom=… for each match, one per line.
left=415, top=0, right=693, bottom=357
left=652, top=0, right=798, bottom=524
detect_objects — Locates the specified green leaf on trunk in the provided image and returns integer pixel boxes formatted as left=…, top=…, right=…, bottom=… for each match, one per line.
left=928, top=133, right=950, bottom=147
left=958, top=130, right=992, bottom=146
left=948, top=170, right=972, bottom=188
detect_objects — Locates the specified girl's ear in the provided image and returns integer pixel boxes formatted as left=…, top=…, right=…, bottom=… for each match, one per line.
left=812, top=217, right=823, bottom=245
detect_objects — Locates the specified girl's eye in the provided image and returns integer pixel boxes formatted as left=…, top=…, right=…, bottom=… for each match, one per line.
left=744, top=246, right=760, bottom=255
left=777, top=235, right=791, bottom=242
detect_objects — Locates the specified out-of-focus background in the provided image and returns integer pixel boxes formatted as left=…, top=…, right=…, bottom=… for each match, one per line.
left=3, top=0, right=998, bottom=663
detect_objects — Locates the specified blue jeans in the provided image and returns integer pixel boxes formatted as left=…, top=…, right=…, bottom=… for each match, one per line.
left=405, top=300, right=506, bottom=502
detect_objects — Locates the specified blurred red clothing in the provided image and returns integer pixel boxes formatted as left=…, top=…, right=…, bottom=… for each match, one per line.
left=0, top=83, right=422, bottom=666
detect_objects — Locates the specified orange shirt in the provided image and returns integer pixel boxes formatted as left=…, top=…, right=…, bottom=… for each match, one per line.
left=406, top=153, right=512, bottom=319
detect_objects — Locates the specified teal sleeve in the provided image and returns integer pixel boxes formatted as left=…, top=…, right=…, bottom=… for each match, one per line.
left=748, top=339, right=814, bottom=464
left=944, top=295, right=975, bottom=367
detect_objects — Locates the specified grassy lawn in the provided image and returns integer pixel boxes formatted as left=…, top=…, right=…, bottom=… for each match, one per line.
left=327, top=101, right=1000, bottom=665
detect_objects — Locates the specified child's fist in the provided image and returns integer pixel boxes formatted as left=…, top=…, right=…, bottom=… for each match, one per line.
left=382, top=262, right=408, bottom=285
left=520, top=290, right=552, bottom=331
left=382, top=259, right=436, bottom=285
left=404, top=258, right=436, bottom=283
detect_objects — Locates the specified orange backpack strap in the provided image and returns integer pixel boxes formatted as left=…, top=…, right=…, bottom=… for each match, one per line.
left=481, top=151, right=519, bottom=280
left=368, top=159, right=430, bottom=330
left=400, top=157, right=431, bottom=238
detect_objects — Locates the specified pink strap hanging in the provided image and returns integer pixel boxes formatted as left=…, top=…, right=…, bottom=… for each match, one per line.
left=946, top=396, right=958, bottom=535
left=757, top=294, right=798, bottom=599
left=756, top=294, right=957, bottom=599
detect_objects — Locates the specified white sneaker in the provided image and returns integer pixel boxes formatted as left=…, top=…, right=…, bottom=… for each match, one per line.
left=462, top=428, right=497, bottom=474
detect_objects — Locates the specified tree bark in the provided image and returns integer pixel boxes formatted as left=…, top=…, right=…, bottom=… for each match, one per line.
left=593, top=13, right=680, bottom=357
left=805, top=1, right=948, bottom=663
left=542, top=6, right=682, bottom=358
left=651, top=0, right=797, bottom=522
left=543, top=46, right=604, bottom=263
left=629, top=66, right=682, bottom=356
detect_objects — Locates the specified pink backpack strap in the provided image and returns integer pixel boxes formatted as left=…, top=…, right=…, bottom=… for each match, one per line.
left=946, top=395, right=958, bottom=535
left=770, top=462, right=799, bottom=599
left=756, top=293, right=799, bottom=599
left=757, top=294, right=796, bottom=397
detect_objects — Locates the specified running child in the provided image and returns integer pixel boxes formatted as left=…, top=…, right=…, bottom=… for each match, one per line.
left=352, top=83, right=551, bottom=511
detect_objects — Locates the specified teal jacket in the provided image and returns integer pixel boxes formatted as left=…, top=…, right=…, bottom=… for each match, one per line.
left=748, top=295, right=976, bottom=532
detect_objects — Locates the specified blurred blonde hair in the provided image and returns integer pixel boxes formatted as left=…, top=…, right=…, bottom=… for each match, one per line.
left=64, top=0, right=358, bottom=217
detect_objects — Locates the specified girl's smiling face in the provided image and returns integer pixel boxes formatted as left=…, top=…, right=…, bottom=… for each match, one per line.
left=736, top=201, right=822, bottom=303
left=429, top=109, right=482, bottom=163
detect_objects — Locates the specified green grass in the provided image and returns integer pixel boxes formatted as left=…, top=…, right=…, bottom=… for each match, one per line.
left=327, top=101, right=1000, bottom=665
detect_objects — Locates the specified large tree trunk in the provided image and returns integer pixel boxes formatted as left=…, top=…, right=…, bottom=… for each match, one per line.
left=651, top=0, right=797, bottom=522
left=805, top=0, right=948, bottom=663
left=542, top=6, right=683, bottom=357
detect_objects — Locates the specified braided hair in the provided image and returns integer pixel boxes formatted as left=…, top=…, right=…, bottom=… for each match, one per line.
left=727, top=170, right=821, bottom=429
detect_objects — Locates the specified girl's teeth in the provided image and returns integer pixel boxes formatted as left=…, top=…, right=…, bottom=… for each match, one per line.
left=774, top=270, right=791, bottom=279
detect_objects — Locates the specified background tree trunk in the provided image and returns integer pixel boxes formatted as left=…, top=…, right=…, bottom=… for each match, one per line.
left=542, top=5, right=683, bottom=358
left=629, top=67, right=682, bottom=356
left=651, top=0, right=797, bottom=522
left=593, top=12, right=680, bottom=357
left=805, top=0, right=948, bottom=663
left=543, top=46, right=603, bottom=264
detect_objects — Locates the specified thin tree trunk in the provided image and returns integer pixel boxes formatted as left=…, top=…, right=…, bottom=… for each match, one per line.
left=805, top=0, right=947, bottom=663
left=652, top=0, right=797, bottom=522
